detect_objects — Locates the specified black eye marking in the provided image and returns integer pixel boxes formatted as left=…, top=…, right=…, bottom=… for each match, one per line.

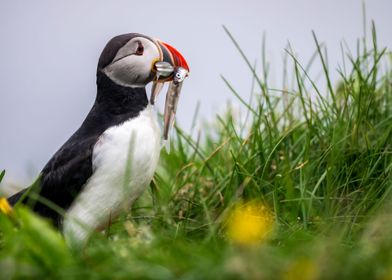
left=105, top=40, right=145, bottom=67
left=136, top=41, right=144, bottom=55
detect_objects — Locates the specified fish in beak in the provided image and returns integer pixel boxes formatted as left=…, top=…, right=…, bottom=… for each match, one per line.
left=151, top=40, right=190, bottom=140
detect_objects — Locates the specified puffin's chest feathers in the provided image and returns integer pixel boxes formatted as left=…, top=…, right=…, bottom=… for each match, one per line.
left=92, top=105, right=161, bottom=193
left=63, top=105, right=160, bottom=243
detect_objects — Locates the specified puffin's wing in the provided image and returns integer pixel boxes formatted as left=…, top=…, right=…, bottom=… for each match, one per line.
left=7, top=134, right=97, bottom=225
left=40, top=135, right=96, bottom=206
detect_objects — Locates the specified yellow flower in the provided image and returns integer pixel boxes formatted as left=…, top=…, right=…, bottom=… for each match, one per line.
left=0, top=197, right=13, bottom=216
left=225, top=200, right=274, bottom=245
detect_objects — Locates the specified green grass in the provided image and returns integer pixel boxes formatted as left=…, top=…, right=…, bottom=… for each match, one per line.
left=1, top=22, right=392, bottom=279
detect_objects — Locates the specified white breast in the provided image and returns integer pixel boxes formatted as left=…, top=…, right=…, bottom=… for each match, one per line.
left=63, top=105, right=161, bottom=246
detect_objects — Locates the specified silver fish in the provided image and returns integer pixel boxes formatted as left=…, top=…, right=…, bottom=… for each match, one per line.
left=150, top=81, right=164, bottom=105
left=163, top=67, right=188, bottom=140
left=154, top=61, right=175, bottom=77
left=150, top=61, right=175, bottom=105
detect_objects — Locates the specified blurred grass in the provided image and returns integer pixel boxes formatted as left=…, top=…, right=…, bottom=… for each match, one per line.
left=1, top=21, right=392, bottom=279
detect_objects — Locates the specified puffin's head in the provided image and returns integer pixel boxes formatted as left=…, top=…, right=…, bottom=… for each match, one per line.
left=97, top=33, right=189, bottom=140
left=97, top=33, right=189, bottom=87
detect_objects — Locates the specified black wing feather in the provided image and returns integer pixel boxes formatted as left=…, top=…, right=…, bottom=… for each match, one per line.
left=7, top=133, right=97, bottom=226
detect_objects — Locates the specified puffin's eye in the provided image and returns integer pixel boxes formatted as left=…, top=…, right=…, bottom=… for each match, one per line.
left=136, top=41, right=144, bottom=55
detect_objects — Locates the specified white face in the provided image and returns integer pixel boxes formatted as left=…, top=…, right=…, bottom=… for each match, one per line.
left=102, top=37, right=160, bottom=87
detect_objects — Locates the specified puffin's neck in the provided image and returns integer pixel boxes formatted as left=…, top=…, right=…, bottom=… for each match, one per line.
left=95, top=71, right=148, bottom=115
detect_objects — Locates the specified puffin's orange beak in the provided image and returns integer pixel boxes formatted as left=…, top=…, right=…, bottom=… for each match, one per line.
left=151, top=40, right=190, bottom=83
left=158, top=41, right=190, bottom=72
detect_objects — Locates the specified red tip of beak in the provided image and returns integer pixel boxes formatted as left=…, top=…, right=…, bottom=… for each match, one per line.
left=160, top=41, right=190, bottom=72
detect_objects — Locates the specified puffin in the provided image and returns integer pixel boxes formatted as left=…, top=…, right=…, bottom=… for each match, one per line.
left=6, top=33, right=189, bottom=247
